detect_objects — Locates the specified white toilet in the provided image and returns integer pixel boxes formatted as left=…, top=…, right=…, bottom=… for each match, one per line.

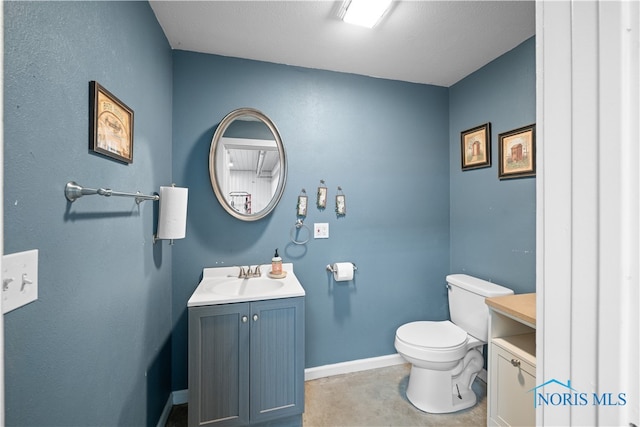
left=394, top=274, right=513, bottom=413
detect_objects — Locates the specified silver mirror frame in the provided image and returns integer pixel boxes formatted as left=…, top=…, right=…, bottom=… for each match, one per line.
left=209, top=108, right=287, bottom=221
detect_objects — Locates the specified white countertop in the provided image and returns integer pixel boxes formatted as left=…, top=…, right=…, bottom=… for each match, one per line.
left=188, top=262, right=306, bottom=307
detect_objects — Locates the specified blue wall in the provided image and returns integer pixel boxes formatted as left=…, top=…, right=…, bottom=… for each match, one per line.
left=449, top=37, right=536, bottom=293
left=4, top=0, right=536, bottom=422
left=171, top=52, right=451, bottom=390
left=4, top=2, right=173, bottom=426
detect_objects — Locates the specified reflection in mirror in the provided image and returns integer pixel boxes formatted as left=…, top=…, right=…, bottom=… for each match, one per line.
left=209, top=108, right=287, bottom=221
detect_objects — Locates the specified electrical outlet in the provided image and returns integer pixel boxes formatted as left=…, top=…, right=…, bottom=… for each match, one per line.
left=314, top=223, right=329, bottom=239
left=2, top=249, right=38, bottom=314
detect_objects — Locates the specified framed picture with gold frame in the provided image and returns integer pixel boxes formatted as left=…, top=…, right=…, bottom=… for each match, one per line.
left=498, top=124, right=536, bottom=179
left=89, top=81, right=134, bottom=164
left=460, top=123, right=491, bottom=170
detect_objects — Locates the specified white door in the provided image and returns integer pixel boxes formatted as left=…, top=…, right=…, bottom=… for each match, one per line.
left=537, top=1, right=639, bottom=425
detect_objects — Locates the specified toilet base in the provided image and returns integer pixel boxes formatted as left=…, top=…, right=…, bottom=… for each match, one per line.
left=405, top=364, right=477, bottom=414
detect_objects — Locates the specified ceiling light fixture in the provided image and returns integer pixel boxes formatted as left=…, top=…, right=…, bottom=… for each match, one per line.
left=256, top=150, right=266, bottom=176
left=341, top=0, right=393, bottom=29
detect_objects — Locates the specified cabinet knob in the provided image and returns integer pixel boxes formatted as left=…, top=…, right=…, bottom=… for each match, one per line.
left=253, top=314, right=259, bottom=322
left=241, top=315, right=248, bottom=323
left=511, top=358, right=521, bottom=367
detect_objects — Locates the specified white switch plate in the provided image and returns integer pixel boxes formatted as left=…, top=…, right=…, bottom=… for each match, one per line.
left=2, top=249, right=38, bottom=314
left=314, top=223, right=329, bottom=239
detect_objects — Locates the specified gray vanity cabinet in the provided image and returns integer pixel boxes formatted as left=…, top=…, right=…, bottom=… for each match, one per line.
left=188, top=297, right=305, bottom=427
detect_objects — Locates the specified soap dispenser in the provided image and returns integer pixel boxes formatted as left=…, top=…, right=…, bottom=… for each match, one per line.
left=271, top=249, right=282, bottom=275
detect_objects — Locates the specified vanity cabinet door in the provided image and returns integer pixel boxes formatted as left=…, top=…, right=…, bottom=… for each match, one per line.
left=189, top=297, right=305, bottom=427
left=189, top=303, right=250, bottom=427
left=249, top=297, right=305, bottom=423
left=490, top=343, right=536, bottom=426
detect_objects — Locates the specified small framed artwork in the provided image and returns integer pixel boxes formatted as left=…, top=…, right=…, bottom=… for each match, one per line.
left=498, top=124, right=536, bottom=179
left=317, top=186, right=327, bottom=209
left=89, top=81, right=134, bottom=164
left=335, top=194, right=346, bottom=216
left=297, top=195, right=308, bottom=216
left=460, top=123, right=491, bottom=170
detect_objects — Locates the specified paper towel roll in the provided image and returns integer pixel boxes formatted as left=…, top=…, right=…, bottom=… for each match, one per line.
left=332, top=262, right=354, bottom=282
left=157, top=186, right=188, bottom=240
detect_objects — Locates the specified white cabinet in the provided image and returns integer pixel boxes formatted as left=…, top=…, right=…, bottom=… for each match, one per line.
left=486, top=294, right=536, bottom=427
left=490, top=334, right=536, bottom=426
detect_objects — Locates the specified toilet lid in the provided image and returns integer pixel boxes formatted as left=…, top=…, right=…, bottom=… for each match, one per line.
left=396, top=321, right=468, bottom=349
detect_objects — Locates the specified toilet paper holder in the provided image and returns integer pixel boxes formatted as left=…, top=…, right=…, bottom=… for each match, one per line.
left=326, top=263, right=357, bottom=273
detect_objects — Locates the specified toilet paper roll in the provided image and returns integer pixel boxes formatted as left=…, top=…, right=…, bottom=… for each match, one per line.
left=332, top=262, right=354, bottom=282
left=157, top=186, right=188, bottom=240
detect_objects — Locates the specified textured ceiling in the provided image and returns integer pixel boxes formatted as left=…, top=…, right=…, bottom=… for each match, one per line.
left=149, top=0, right=535, bottom=87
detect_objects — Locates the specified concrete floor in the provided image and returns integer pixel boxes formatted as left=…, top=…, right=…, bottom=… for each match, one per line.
left=166, top=363, right=487, bottom=426
left=303, top=364, right=486, bottom=427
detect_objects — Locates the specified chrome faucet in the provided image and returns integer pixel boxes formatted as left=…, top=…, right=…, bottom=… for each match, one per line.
left=238, top=265, right=262, bottom=279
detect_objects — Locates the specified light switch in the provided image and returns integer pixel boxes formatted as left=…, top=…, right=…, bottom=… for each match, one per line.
left=314, top=223, right=329, bottom=239
left=2, top=249, right=38, bottom=314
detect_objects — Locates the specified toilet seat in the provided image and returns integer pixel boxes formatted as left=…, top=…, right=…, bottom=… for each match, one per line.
left=395, top=321, right=469, bottom=362
left=396, top=321, right=468, bottom=349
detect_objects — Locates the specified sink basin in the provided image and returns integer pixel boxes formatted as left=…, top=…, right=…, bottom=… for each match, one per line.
left=208, top=278, right=285, bottom=297
left=188, top=263, right=306, bottom=306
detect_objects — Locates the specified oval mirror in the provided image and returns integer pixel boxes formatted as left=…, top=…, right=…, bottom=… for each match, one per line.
left=209, top=108, right=287, bottom=221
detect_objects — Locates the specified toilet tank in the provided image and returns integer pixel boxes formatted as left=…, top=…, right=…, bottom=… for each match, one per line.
left=446, top=274, right=514, bottom=341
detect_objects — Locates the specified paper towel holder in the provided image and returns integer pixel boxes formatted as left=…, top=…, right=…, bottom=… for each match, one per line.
left=65, top=181, right=159, bottom=204
left=64, top=181, right=188, bottom=245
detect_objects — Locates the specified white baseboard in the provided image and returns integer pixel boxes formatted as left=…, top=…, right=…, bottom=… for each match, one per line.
left=156, top=389, right=189, bottom=427
left=172, top=389, right=189, bottom=405
left=304, top=353, right=488, bottom=383
left=304, top=353, right=406, bottom=381
left=156, top=394, right=174, bottom=427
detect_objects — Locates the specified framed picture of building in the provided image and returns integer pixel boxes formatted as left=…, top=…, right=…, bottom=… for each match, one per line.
left=89, top=81, right=134, bottom=164
left=498, top=124, right=536, bottom=179
left=460, top=123, right=491, bottom=170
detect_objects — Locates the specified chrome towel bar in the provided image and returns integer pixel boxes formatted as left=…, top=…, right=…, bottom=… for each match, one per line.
left=64, top=181, right=159, bottom=204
